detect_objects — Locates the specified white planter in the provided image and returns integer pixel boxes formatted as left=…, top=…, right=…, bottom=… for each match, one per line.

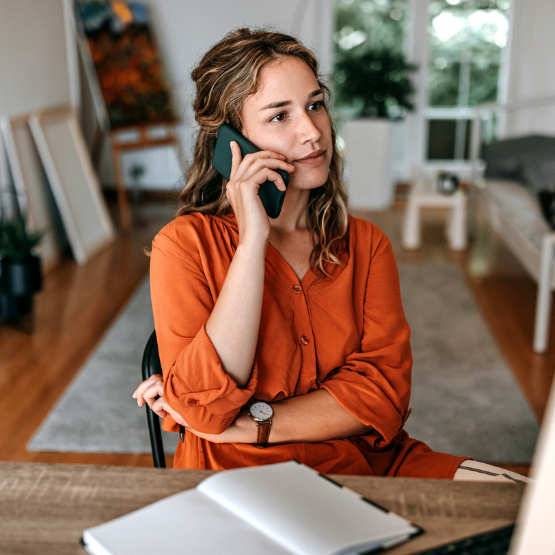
left=343, top=119, right=396, bottom=210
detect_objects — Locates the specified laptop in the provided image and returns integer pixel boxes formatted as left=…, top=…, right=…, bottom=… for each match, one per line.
left=413, top=375, right=555, bottom=554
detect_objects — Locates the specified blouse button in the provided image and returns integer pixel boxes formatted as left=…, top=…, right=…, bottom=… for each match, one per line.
left=187, top=398, right=198, bottom=407
left=300, top=335, right=309, bottom=345
left=293, top=286, right=302, bottom=294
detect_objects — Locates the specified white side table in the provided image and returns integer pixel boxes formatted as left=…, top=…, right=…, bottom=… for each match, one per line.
left=402, top=190, right=468, bottom=250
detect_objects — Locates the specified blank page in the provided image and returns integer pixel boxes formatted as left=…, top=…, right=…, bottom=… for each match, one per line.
left=83, top=488, right=292, bottom=555
left=198, top=461, right=418, bottom=555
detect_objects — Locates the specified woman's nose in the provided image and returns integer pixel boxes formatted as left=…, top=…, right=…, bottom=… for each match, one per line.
left=297, top=113, right=322, bottom=144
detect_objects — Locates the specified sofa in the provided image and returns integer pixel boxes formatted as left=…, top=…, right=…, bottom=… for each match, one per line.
left=481, top=135, right=555, bottom=353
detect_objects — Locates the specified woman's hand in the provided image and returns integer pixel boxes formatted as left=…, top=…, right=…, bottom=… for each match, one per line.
left=133, top=375, right=256, bottom=444
left=133, top=374, right=187, bottom=427
left=226, top=141, right=294, bottom=247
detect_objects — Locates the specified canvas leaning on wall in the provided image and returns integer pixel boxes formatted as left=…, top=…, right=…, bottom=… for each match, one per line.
left=28, top=107, right=115, bottom=266
left=1, top=116, right=63, bottom=270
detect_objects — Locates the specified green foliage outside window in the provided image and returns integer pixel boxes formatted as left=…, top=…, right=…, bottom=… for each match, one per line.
left=427, top=0, right=511, bottom=107
left=333, top=0, right=510, bottom=116
left=334, top=50, right=417, bottom=118
left=333, top=0, right=416, bottom=119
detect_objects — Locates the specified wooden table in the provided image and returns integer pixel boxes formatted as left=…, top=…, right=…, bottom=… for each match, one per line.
left=0, top=461, right=523, bottom=554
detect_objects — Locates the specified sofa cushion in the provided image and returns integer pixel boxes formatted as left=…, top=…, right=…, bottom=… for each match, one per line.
left=484, top=136, right=555, bottom=229
left=483, top=135, right=555, bottom=182
left=521, top=159, right=555, bottom=196
left=485, top=179, right=552, bottom=250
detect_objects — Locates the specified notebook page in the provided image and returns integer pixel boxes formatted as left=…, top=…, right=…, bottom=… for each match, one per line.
left=83, top=488, right=292, bottom=555
left=198, top=461, right=418, bottom=555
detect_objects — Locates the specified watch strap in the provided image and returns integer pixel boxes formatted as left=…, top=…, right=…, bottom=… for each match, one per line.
left=255, top=419, right=272, bottom=448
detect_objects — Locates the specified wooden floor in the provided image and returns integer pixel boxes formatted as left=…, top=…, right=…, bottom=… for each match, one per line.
left=1, top=196, right=553, bottom=477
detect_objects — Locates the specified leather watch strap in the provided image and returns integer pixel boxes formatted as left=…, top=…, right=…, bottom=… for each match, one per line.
left=255, top=420, right=271, bottom=448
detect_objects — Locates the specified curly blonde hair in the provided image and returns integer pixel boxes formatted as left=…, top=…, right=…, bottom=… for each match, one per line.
left=177, top=27, right=349, bottom=275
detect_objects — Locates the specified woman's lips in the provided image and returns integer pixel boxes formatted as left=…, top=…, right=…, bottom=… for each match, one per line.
left=294, top=150, right=326, bottom=165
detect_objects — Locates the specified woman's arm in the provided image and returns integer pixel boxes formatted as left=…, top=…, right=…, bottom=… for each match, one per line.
left=261, top=389, right=372, bottom=443
left=203, top=143, right=293, bottom=388
left=204, top=240, right=267, bottom=389
left=135, top=376, right=370, bottom=444
left=149, top=144, right=294, bottom=435
left=199, top=389, right=372, bottom=444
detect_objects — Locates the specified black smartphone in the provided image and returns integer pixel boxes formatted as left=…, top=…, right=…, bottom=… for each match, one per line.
left=212, top=123, right=289, bottom=219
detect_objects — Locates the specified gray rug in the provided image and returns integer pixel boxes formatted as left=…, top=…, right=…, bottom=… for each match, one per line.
left=28, top=278, right=179, bottom=455
left=28, top=265, right=539, bottom=463
left=400, top=264, right=538, bottom=463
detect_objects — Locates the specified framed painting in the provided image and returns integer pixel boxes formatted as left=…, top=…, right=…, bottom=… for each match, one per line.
left=74, top=1, right=176, bottom=130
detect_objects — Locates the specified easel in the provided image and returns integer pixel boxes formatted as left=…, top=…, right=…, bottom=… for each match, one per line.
left=108, top=123, right=179, bottom=231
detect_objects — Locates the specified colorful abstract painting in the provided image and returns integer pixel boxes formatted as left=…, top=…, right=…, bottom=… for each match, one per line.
left=74, top=1, right=176, bottom=129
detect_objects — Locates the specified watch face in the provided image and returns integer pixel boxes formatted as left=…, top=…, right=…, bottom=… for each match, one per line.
left=250, top=402, right=273, bottom=421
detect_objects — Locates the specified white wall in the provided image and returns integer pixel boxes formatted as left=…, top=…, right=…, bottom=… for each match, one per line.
left=504, top=0, right=555, bottom=136
left=5, top=0, right=552, bottom=195
left=94, top=0, right=333, bottom=190
left=0, top=0, right=71, bottom=206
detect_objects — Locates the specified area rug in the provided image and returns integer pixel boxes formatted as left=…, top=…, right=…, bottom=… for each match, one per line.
left=27, top=278, right=179, bottom=455
left=400, top=264, right=538, bottom=463
left=28, top=264, right=539, bottom=463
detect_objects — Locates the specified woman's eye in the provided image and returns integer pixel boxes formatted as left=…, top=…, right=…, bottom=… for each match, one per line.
left=309, top=100, right=325, bottom=111
left=270, top=112, right=287, bottom=122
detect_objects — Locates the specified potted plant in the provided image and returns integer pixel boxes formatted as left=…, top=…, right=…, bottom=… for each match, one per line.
left=334, top=48, right=417, bottom=210
left=0, top=219, right=43, bottom=322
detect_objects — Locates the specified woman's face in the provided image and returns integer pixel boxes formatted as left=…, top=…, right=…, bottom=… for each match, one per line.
left=240, top=56, right=332, bottom=191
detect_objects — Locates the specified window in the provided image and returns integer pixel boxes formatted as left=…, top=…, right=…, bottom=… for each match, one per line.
left=426, top=0, right=511, bottom=160
left=332, top=0, right=512, bottom=169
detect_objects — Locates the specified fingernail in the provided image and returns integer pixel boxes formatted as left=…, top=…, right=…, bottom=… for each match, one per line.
left=230, top=141, right=235, bottom=148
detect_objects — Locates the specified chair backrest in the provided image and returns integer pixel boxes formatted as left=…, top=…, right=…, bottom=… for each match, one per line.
left=141, top=330, right=166, bottom=468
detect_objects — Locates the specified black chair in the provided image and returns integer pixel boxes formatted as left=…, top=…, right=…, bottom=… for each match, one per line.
left=141, top=330, right=166, bottom=468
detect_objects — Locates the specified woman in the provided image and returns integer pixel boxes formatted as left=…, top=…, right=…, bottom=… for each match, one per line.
left=133, top=28, right=525, bottom=482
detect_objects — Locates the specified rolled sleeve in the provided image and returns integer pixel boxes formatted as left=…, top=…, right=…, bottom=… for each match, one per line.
left=164, top=325, right=258, bottom=434
left=320, top=232, right=412, bottom=448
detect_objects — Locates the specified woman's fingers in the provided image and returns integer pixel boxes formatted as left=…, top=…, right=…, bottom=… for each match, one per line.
left=149, top=397, right=170, bottom=419
left=151, top=396, right=188, bottom=427
left=134, top=375, right=189, bottom=427
left=229, top=144, right=291, bottom=184
left=252, top=168, right=288, bottom=192
left=134, top=380, right=163, bottom=410
left=142, top=382, right=164, bottom=409
left=133, top=374, right=163, bottom=405
left=229, top=141, right=242, bottom=180
left=236, top=155, right=293, bottom=183
left=226, top=165, right=291, bottom=205
left=226, top=144, right=292, bottom=245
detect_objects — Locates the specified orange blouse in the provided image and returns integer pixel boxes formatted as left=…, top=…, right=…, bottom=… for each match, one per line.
left=150, top=212, right=467, bottom=478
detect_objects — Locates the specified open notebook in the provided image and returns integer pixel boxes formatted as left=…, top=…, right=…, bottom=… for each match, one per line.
left=82, top=461, right=421, bottom=555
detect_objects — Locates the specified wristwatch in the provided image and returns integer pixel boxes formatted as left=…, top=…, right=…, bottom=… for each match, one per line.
left=247, top=401, right=274, bottom=449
